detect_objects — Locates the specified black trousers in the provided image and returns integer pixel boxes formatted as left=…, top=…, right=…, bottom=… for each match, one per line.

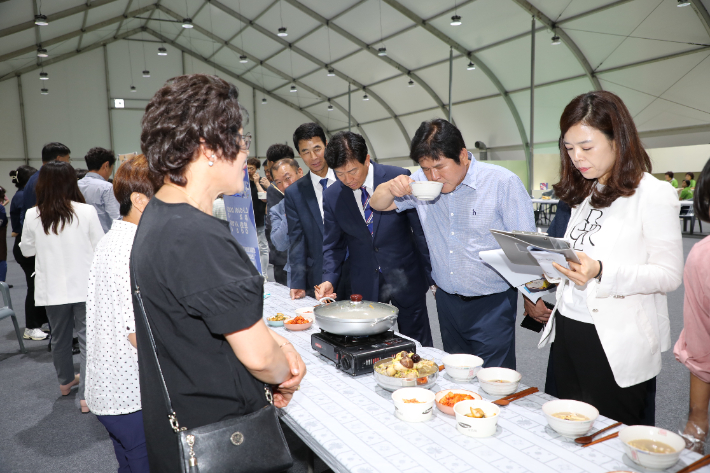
left=553, top=314, right=655, bottom=426
left=12, top=236, right=48, bottom=330
left=272, top=265, right=288, bottom=286
left=378, top=272, right=433, bottom=347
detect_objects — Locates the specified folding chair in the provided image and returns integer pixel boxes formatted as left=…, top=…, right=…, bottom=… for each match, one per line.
left=0, top=282, right=27, bottom=354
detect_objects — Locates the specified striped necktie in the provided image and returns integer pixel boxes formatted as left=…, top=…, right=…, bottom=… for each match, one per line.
left=360, top=186, right=373, bottom=236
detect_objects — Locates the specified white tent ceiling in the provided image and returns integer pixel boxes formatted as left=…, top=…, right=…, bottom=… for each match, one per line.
left=1, top=0, right=710, bottom=162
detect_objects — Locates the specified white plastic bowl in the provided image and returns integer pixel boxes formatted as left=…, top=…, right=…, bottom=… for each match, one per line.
left=476, top=367, right=522, bottom=396
left=619, top=425, right=685, bottom=470
left=391, top=387, right=436, bottom=423
left=295, top=307, right=315, bottom=317
left=454, top=400, right=500, bottom=438
left=410, top=181, right=443, bottom=201
left=542, top=399, right=599, bottom=437
left=442, top=354, right=483, bottom=382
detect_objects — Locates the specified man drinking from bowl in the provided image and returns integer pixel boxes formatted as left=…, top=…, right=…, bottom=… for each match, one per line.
left=370, top=119, right=535, bottom=369
left=314, top=131, right=434, bottom=346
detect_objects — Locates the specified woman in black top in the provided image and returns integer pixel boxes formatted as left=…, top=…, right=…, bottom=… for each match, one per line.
left=134, top=74, right=306, bottom=473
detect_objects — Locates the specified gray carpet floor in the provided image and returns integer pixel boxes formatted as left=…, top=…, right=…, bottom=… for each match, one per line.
left=0, top=231, right=708, bottom=472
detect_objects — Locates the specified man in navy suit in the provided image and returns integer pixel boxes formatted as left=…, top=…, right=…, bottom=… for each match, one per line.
left=314, top=131, right=434, bottom=346
left=284, top=123, right=350, bottom=300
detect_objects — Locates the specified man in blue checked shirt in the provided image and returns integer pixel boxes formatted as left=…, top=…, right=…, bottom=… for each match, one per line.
left=371, top=119, right=535, bottom=369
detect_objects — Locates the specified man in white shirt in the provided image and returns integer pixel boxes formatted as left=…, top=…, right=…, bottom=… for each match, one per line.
left=78, top=147, right=121, bottom=233
left=284, top=123, right=347, bottom=300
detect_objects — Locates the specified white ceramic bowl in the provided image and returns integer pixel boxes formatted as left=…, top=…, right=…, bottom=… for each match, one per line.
left=476, top=367, right=522, bottom=396
left=454, top=400, right=500, bottom=438
left=391, top=387, right=436, bottom=423
left=295, top=307, right=316, bottom=317
left=619, top=425, right=685, bottom=470
left=442, top=354, right=483, bottom=382
left=410, top=181, right=443, bottom=201
left=542, top=399, right=599, bottom=437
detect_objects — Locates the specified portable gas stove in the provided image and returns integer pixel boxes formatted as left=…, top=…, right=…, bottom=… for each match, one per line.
left=311, top=330, right=416, bottom=376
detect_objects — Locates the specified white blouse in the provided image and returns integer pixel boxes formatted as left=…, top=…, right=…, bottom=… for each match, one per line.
left=84, top=220, right=141, bottom=416
left=20, top=203, right=104, bottom=306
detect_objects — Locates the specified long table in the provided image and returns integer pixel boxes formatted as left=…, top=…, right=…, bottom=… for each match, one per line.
left=265, top=282, right=708, bottom=473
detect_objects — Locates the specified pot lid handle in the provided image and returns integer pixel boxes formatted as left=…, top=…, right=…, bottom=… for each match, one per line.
left=350, top=294, right=363, bottom=302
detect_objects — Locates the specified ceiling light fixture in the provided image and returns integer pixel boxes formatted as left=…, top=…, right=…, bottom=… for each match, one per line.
left=327, top=104, right=334, bottom=111
left=377, top=47, right=387, bottom=57
left=130, top=86, right=136, bottom=92
left=262, top=97, right=267, bottom=104
left=677, top=0, right=691, bottom=6
left=34, top=14, right=48, bottom=26
left=551, top=34, right=561, bottom=45
left=142, top=70, right=150, bottom=77
left=408, top=79, right=414, bottom=87
left=290, top=84, right=297, bottom=92
left=450, top=15, right=462, bottom=26
left=158, top=47, right=167, bottom=56
left=182, top=18, right=193, bottom=28
left=239, top=55, right=248, bottom=63
left=363, top=94, right=369, bottom=101
left=467, top=61, right=476, bottom=70
left=37, top=47, right=48, bottom=58
left=327, top=68, right=335, bottom=77
left=39, top=72, right=49, bottom=80
left=41, top=88, right=49, bottom=95
left=278, top=27, right=288, bottom=37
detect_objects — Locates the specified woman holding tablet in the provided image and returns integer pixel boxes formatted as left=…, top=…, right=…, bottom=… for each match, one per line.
left=544, top=91, right=683, bottom=426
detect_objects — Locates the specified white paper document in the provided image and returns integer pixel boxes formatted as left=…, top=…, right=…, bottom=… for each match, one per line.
left=479, top=249, right=543, bottom=288
left=527, top=248, right=570, bottom=281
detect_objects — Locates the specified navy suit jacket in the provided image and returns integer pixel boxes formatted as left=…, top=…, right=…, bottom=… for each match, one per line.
left=284, top=172, right=326, bottom=290
left=322, top=162, right=433, bottom=302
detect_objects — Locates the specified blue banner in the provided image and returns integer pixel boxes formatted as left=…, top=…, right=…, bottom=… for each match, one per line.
left=224, top=171, right=261, bottom=273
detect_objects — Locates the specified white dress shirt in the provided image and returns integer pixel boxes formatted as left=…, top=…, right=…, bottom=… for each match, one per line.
left=352, top=163, right=375, bottom=223
left=20, top=203, right=104, bottom=306
left=309, top=168, right=336, bottom=221
left=84, top=220, right=141, bottom=415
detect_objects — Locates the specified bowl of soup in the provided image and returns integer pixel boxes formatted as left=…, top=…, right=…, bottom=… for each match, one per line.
left=410, top=181, right=443, bottom=201
left=392, top=387, right=436, bottom=423
left=542, top=399, right=599, bottom=437
left=476, top=367, right=522, bottom=396
left=619, top=426, right=685, bottom=470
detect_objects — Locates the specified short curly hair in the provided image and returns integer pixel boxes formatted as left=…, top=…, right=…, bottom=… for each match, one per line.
left=140, top=74, right=245, bottom=186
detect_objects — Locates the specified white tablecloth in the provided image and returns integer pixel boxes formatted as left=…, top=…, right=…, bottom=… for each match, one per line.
left=264, top=282, right=707, bottom=473
left=531, top=199, right=560, bottom=205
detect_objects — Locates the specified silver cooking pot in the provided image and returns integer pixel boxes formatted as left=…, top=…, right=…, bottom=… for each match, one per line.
left=313, top=294, right=399, bottom=336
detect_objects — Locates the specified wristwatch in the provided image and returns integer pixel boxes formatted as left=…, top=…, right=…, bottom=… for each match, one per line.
left=594, top=260, right=603, bottom=282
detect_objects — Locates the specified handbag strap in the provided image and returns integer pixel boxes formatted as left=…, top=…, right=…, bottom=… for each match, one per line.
left=129, top=252, right=275, bottom=434
left=129, top=254, right=186, bottom=433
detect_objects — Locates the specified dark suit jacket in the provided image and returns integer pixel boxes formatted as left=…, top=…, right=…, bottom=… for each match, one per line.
left=266, top=185, right=287, bottom=266
left=284, top=172, right=326, bottom=290
left=322, top=162, right=432, bottom=302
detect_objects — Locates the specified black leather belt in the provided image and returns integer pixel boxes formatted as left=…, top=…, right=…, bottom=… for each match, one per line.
left=441, top=288, right=486, bottom=302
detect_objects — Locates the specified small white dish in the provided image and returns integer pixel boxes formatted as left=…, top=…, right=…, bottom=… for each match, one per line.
left=391, top=387, right=436, bottom=423
left=454, top=400, right=500, bottom=438
left=442, top=354, right=483, bottom=382
left=410, top=181, right=443, bottom=201
left=476, top=367, right=521, bottom=396
left=295, top=307, right=315, bottom=317
left=619, top=425, right=685, bottom=471
left=541, top=399, right=599, bottom=437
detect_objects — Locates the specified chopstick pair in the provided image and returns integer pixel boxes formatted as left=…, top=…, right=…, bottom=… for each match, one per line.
left=497, top=387, right=538, bottom=402
left=582, top=431, right=618, bottom=447
left=677, top=454, right=710, bottom=473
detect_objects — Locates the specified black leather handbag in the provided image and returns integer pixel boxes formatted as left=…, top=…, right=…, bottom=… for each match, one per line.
left=131, top=260, right=293, bottom=473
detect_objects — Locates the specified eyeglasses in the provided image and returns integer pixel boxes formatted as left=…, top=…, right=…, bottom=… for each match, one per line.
left=237, top=132, right=252, bottom=151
